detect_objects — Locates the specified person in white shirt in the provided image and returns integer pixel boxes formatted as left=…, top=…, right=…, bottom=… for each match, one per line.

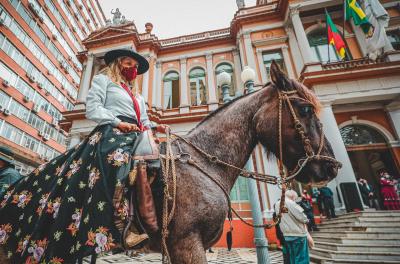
left=274, top=190, right=313, bottom=264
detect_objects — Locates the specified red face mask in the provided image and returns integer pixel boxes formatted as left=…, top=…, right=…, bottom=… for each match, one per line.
left=121, top=66, right=137, bottom=81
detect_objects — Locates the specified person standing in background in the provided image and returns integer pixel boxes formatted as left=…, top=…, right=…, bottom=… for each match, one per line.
left=298, top=190, right=319, bottom=231
left=319, top=186, right=337, bottom=219
left=274, top=190, right=312, bottom=264
left=380, top=171, right=400, bottom=210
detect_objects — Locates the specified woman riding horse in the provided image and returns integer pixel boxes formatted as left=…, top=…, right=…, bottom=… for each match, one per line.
left=0, top=48, right=168, bottom=263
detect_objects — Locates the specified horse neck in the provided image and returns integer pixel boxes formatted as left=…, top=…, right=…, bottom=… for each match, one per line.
left=186, top=90, right=266, bottom=189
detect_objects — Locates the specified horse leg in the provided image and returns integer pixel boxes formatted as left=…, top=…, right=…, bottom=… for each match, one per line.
left=169, top=234, right=207, bottom=264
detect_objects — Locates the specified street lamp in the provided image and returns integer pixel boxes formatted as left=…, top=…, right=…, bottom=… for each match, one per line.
left=241, top=65, right=270, bottom=263
left=241, top=66, right=256, bottom=94
left=217, top=71, right=233, bottom=103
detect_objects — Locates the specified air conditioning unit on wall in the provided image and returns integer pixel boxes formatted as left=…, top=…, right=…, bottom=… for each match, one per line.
left=2, top=79, right=10, bottom=87
left=26, top=73, right=36, bottom=83
left=32, top=104, right=40, bottom=113
left=51, top=119, right=58, bottom=127
left=23, top=95, right=30, bottom=102
left=43, top=134, right=50, bottom=141
left=3, top=109, right=10, bottom=116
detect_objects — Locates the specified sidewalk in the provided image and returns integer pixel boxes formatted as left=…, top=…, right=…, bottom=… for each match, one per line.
left=90, top=248, right=283, bottom=263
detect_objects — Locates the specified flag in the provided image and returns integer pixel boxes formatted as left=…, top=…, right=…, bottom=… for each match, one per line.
left=345, top=0, right=373, bottom=36
left=363, top=0, right=394, bottom=59
left=326, top=10, right=346, bottom=59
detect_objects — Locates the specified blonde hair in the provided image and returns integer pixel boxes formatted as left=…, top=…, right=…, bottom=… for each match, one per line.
left=99, top=57, right=138, bottom=94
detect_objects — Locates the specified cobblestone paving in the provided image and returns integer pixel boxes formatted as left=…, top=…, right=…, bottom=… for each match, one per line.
left=88, top=248, right=283, bottom=263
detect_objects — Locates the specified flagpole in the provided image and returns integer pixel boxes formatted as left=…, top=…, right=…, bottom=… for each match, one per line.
left=342, top=0, right=352, bottom=61
left=325, top=8, right=330, bottom=63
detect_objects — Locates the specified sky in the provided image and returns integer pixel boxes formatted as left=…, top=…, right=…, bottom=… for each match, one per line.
left=99, top=0, right=257, bottom=39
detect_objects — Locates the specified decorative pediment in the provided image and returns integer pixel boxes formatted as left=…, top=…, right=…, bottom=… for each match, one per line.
left=83, top=22, right=137, bottom=45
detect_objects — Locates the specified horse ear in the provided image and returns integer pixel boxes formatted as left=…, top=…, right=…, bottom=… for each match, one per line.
left=270, top=60, right=290, bottom=91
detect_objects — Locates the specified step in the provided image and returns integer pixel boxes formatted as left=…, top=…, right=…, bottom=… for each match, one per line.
left=312, top=231, right=400, bottom=239
left=318, top=220, right=400, bottom=228
left=312, top=236, right=400, bottom=245
left=317, top=225, right=400, bottom=233
left=310, top=247, right=400, bottom=261
left=321, top=216, right=400, bottom=225
left=310, top=254, right=400, bottom=264
left=335, top=211, right=400, bottom=220
left=314, top=241, right=398, bottom=253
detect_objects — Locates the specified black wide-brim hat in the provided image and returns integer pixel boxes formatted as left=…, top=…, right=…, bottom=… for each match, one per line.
left=104, top=48, right=149, bottom=75
left=0, top=146, right=15, bottom=165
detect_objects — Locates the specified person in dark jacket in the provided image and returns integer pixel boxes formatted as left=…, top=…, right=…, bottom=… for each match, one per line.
left=298, top=191, right=319, bottom=231
left=0, top=146, right=22, bottom=197
left=319, top=186, right=336, bottom=219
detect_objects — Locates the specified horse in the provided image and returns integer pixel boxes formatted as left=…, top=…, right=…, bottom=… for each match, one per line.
left=145, top=61, right=340, bottom=263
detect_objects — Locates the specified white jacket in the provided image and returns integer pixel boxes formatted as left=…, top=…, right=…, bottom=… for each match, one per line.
left=274, top=198, right=309, bottom=237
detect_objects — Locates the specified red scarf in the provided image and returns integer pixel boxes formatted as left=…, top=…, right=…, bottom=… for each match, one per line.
left=120, top=82, right=144, bottom=131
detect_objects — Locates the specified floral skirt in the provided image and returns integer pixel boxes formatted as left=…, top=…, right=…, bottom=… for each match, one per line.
left=0, top=124, right=142, bottom=263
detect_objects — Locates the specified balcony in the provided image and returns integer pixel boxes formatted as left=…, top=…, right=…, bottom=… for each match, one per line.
left=159, top=28, right=231, bottom=48
left=299, top=51, right=400, bottom=104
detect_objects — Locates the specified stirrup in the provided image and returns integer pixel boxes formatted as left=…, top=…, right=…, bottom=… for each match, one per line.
left=125, top=232, right=149, bottom=248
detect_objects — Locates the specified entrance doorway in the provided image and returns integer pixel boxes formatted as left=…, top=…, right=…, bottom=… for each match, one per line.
left=340, top=124, right=400, bottom=208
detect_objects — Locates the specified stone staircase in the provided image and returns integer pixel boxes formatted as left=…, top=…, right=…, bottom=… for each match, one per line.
left=310, top=210, right=400, bottom=264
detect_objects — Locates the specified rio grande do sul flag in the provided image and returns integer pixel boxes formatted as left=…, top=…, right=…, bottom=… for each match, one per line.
left=326, top=10, right=346, bottom=59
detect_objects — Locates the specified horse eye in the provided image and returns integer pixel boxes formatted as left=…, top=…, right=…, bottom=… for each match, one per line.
left=299, top=106, right=313, bottom=116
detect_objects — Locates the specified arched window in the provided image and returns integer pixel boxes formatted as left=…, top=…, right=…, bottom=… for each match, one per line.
left=340, top=125, right=386, bottom=146
left=189, top=68, right=207, bottom=106
left=215, top=63, right=235, bottom=102
left=163, top=71, right=180, bottom=109
left=308, top=28, right=343, bottom=63
left=388, top=30, right=400, bottom=50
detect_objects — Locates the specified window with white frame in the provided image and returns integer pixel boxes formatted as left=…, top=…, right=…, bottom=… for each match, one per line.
left=230, top=176, right=250, bottom=202
left=262, top=50, right=286, bottom=78
left=189, top=68, right=207, bottom=106
left=163, top=71, right=180, bottom=109
left=215, top=63, right=235, bottom=102
left=307, top=28, right=344, bottom=63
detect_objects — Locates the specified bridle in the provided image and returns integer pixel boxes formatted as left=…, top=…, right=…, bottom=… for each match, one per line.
left=277, top=90, right=342, bottom=183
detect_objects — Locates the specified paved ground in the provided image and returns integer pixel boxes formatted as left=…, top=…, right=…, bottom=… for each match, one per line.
left=89, top=248, right=283, bottom=263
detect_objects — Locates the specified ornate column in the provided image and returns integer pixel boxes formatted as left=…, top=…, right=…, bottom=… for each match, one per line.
left=179, top=57, right=190, bottom=113
left=232, top=50, right=243, bottom=96
left=141, top=55, right=151, bottom=104
left=386, top=101, right=400, bottom=139
left=289, top=5, right=314, bottom=64
left=76, top=53, right=94, bottom=105
left=256, top=49, right=268, bottom=84
left=206, top=53, right=218, bottom=107
left=320, top=100, right=364, bottom=209
left=281, top=45, right=295, bottom=79
left=285, top=24, right=303, bottom=76
left=151, top=61, right=158, bottom=110
left=243, top=31, right=260, bottom=83
left=153, top=61, right=162, bottom=110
